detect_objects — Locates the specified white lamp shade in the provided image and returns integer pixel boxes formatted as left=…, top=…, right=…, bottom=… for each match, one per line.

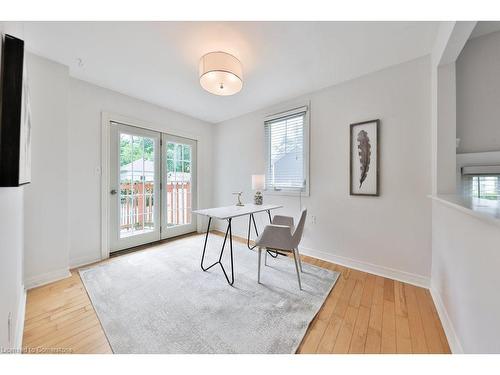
left=199, top=52, right=243, bottom=96
left=252, top=174, right=265, bottom=190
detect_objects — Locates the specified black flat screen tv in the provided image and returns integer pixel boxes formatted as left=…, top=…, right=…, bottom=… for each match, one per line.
left=0, top=33, right=31, bottom=187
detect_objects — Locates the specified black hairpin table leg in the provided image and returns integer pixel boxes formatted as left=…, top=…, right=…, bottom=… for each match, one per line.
left=247, top=213, right=259, bottom=250
left=246, top=210, right=285, bottom=258
left=200, top=217, right=234, bottom=286
left=265, top=209, right=280, bottom=258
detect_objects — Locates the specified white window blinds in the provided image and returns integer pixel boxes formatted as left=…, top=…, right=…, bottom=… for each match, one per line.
left=462, top=175, right=500, bottom=200
left=264, top=109, right=307, bottom=192
left=461, top=165, right=500, bottom=200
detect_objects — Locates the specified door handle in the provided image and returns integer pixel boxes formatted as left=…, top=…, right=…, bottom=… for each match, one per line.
left=110, top=189, right=117, bottom=195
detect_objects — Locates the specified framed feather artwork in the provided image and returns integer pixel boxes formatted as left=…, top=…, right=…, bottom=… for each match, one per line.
left=350, top=119, right=379, bottom=196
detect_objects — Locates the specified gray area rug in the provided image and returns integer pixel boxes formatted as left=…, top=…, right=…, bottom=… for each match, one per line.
left=79, top=234, right=339, bottom=353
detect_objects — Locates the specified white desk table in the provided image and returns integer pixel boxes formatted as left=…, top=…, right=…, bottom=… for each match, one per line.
left=193, top=204, right=283, bottom=285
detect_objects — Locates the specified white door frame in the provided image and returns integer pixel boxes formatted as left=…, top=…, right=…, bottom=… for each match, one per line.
left=101, top=112, right=203, bottom=260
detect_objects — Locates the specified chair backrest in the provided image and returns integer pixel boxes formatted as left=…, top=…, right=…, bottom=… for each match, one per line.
left=291, top=209, right=307, bottom=248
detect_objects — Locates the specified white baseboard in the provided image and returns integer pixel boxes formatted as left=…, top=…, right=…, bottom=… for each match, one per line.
left=69, top=254, right=102, bottom=269
left=218, top=225, right=430, bottom=289
left=25, top=268, right=71, bottom=290
left=430, top=285, right=464, bottom=354
left=300, top=246, right=430, bottom=289
left=14, top=286, right=26, bottom=350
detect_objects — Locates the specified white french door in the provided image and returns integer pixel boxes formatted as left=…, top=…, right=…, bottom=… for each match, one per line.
left=109, top=122, right=197, bottom=253
left=109, top=123, right=160, bottom=251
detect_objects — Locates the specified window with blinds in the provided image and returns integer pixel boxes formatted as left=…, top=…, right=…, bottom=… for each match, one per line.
left=461, top=165, right=500, bottom=200
left=264, top=108, right=308, bottom=192
left=463, top=175, right=500, bottom=200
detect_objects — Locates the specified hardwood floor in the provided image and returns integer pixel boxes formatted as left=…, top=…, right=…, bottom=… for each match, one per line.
left=22, top=233, right=450, bottom=354
left=22, top=271, right=111, bottom=354
left=296, top=259, right=450, bottom=354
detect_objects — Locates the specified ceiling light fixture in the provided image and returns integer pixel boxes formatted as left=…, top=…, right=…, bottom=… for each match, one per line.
left=199, top=51, right=243, bottom=96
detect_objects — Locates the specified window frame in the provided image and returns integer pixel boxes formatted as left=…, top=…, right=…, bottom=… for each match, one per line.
left=263, top=105, right=310, bottom=197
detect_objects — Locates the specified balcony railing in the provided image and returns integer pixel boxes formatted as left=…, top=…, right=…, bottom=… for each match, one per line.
left=119, top=181, right=191, bottom=235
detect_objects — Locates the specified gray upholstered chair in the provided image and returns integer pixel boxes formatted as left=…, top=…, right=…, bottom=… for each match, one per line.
left=255, top=209, right=307, bottom=289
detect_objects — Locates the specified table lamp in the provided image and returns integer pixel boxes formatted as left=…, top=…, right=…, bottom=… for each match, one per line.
left=252, top=174, right=265, bottom=205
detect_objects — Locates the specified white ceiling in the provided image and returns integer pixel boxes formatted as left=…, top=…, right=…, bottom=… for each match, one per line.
left=13, top=21, right=439, bottom=123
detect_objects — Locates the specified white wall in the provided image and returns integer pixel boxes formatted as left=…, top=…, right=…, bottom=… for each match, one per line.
left=436, top=63, right=457, bottom=194
left=23, top=53, right=71, bottom=288
left=0, top=189, right=25, bottom=350
left=431, top=200, right=500, bottom=353
left=68, top=78, right=213, bottom=267
left=0, top=25, right=26, bottom=351
left=13, top=52, right=214, bottom=283
left=430, top=22, right=475, bottom=196
left=213, top=56, right=432, bottom=286
left=429, top=21, right=500, bottom=354
left=457, top=31, right=500, bottom=153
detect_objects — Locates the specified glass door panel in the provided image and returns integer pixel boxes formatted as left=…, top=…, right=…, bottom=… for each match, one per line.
left=162, top=134, right=197, bottom=238
left=119, top=133, right=156, bottom=237
left=110, top=123, right=160, bottom=252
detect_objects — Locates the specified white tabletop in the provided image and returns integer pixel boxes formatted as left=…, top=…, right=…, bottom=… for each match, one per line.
left=192, top=204, right=283, bottom=220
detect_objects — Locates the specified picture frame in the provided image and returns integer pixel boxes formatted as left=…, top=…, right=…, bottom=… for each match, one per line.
left=0, top=34, right=31, bottom=187
left=349, top=119, right=379, bottom=196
